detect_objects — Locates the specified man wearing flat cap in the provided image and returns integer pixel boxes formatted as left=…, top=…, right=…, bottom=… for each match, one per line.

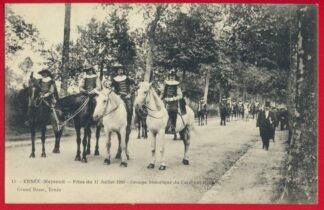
left=257, top=100, right=276, bottom=151
left=111, top=63, right=136, bottom=144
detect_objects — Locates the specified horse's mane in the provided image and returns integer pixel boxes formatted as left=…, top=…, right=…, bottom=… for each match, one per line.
left=109, top=91, right=125, bottom=107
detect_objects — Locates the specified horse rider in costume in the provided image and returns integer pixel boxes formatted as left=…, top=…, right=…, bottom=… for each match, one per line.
left=111, top=63, right=136, bottom=143
left=25, top=69, right=59, bottom=126
left=162, top=69, right=183, bottom=134
left=79, top=64, right=101, bottom=96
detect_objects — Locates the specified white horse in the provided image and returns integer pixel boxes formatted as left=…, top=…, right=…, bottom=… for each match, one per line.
left=93, top=90, right=129, bottom=167
left=134, top=82, right=195, bottom=170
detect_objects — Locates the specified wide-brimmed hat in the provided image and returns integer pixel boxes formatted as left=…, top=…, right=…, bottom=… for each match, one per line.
left=168, top=68, right=176, bottom=75
left=38, top=69, right=53, bottom=78
left=84, top=64, right=95, bottom=73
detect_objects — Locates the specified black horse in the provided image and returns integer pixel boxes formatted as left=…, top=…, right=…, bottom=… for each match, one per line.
left=27, top=77, right=62, bottom=158
left=27, top=76, right=101, bottom=162
left=53, top=93, right=101, bottom=162
left=197, top=103, right=207, bottom=126
left=134, top=105, right=148, bottom=139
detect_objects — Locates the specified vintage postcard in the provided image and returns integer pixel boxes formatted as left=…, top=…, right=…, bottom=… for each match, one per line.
left=4, top=3, right=318, bottom=204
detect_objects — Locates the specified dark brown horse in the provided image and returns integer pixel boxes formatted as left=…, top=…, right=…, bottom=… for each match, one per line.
left=27, top=77, right=101, bottom=162
left=53, top=93, right=101, bottom=163
left=27, top=77, right=62, bottom=158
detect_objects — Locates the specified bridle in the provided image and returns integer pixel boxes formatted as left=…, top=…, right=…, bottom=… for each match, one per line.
left=97, top=90, right=120, bottom=120
left=139, top=86, right=164, bottom=119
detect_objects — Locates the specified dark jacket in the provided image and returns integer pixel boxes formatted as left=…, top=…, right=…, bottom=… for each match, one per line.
left=257, top=110, right=275, bottom=139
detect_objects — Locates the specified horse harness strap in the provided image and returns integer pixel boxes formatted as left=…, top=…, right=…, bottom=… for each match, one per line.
left=59, top=97, right=90, bottom=126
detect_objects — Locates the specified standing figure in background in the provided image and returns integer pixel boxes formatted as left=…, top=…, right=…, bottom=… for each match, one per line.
left=220, top=98, right=227, bottom=126
left=197, top=98, right=206, bottom=126
left=270, top=104, right=279, bottom=142
left=257, top=101, right=275, bottom=151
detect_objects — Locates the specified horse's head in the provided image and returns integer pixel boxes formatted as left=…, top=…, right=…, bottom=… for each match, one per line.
left=93, top=91, right=109, bottom=121
left=134, top=81, right=152, bottom=112
left=28, top=76, right=41, bottom=105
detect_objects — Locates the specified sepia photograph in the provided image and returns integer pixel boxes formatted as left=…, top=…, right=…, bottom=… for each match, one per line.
left=4, top=3, right=318, bottom=204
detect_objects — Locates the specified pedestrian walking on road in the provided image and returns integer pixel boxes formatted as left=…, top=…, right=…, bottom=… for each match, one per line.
left=256, top=101, right=275, bottom=151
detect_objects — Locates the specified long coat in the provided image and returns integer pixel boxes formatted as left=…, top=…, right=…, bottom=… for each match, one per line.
left=257, top=110, right=275, bottom=139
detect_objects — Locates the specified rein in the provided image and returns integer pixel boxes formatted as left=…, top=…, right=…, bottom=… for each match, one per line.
left=34, top=95, right=90, bottom=129
left=59, top=96, right=90, bottom=125
left=97, top=91, right=120, bottom=120
left=142, top=87, right=165, bottom=119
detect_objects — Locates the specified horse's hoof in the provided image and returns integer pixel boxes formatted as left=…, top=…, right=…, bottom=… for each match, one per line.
left=29, top=153, right=35, bottom=158
left=182, top=159, right=190, bottom=165
left=41, top=153, right=46, bottom=158
left=120, top=161, right=128, bottom=167
left=147, top=163, right=155, bottom=169
left=159, top=165, right=166, bottom=170
left=75, top=156, right=81, bottom=161
left=86, top=150, right=91, bottom=155
left=137, top=136, right=140, bottom=139
left=81, top=157, right=87, bottom=163
left=94, top=150, right=100, bottom=156
left=126, top=154, right=130, bottom=160
left=104, top=158, right=110, bottom=165
left=52, top=148, right=60, bottom=154
left=115, top=153, right=121, bottom=159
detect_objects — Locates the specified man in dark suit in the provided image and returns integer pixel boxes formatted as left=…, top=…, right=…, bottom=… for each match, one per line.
left=256, top=101, right=275, bottom=151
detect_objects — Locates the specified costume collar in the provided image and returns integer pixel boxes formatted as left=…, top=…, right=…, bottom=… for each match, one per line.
left=84, top=74, right=97, bottom=79
left=114, top=75, right=127, bottom=82
left=165, top=80, right=179, bottom=85
left=41, top=77, right=52, bottom=82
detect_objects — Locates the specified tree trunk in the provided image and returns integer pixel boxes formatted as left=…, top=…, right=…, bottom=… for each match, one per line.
left=144, top=5, right=167, bottom=82
left=60, top=3, right=71, bottom=97
left=204, top=67, right=210, bottom=104
left=144, top=39, right=153, bottom=82
left=282, top=5, right=317, bottom=203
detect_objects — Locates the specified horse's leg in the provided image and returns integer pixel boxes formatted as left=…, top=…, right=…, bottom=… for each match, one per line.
left=137, top=119, right=141, bottom=139
left=53, top=129, right=63, bottom=154
left=30, top=123, right=36, bottom=158
left=144, top=121, right=148, bottom=138
left=119, top=128, right=128, bottom=167
left=104, top=130, right=112, bottom=165
left=173, top=133, right=177, bottom=140
left=86, top=127, right=91, bottom=155
left=115, top=132, right=122, bottom=159
left=81, top=127, right=89, bottom=163
left=158, top=130, right=166, bottom=170
left=147, top=131, right=156, bottom=169
left=125, top=124, right=131, bottom=160
left=41, top=125, right=46, bottom=157
left=205, top=113, right=208, bottom=125
left=75, top=126, right=81, bottom=161
left=182, top=127, right=190, bottom=165
left=94, top=126, right=101, bottom=156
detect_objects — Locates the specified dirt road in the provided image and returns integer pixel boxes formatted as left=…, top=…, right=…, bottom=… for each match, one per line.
left=5, top=118, right=287, bottom=203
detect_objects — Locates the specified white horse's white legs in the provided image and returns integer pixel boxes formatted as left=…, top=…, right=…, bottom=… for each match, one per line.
left=104, top=131, right=112, bottom=165
left=119, top=127, right=128, bottom=167
left=147, top=131, right=156, bottom=168
left=182, top=128, right=190, bottom=165
left=158, top=130, right=166, bottom=169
